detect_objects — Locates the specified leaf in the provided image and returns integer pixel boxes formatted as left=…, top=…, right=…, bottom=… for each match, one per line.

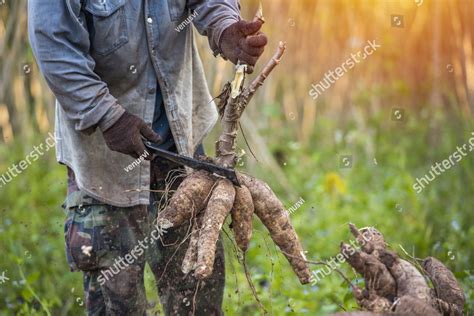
left=21, top=288, right=33, bottom=301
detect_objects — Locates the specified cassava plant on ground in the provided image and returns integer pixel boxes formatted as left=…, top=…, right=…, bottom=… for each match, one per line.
left=155, top=8, right=312, bottom=304
left=332, top=224, right=465, bottom=316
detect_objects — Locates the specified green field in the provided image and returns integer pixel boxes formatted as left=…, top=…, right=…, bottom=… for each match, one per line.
left=0, top=107, right=472, bottom=315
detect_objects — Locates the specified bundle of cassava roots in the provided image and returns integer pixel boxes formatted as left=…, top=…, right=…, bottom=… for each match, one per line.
left=155, top=39, right=312, bottom=285
left=333, top=224, right=465, bottom=316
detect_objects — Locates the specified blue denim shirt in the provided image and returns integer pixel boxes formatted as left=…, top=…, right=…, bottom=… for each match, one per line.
left=28, top=0, right=240, bottom=206
left=152, top=83, right=174, bottom=150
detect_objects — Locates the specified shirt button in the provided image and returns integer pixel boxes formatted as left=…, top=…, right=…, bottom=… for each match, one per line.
left=148, top=88, right=156, bottom=94
left=147, top=17, right=153, bottom=24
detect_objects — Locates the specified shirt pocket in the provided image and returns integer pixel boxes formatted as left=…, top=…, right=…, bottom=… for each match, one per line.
left=84, top=0, right=128, bottom=56
left=167, top=0, right=189, bottom=22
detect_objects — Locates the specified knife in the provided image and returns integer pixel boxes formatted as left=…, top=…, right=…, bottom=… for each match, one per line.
left=143, top=141, right=240, bottom=186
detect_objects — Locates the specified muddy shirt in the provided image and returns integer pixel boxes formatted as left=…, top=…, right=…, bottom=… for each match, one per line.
left=28, top=0, right=240, bottom=207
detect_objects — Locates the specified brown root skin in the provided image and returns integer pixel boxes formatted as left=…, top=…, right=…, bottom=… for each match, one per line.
left=423, top=256, right=465, bottom=315
left=340, top=243, right=397, bottom=301
left=195, top=179, right=235, bottom=279
left=340, top=225, right=465, bottom=316
left=238, top=173, right=312, bottom=284
left=230, top=185, right=254, bottom=252
left=349, top=223, right=386, bottom=256
left=351, top=285, right=392, bottom=313
left=394, top=295, right=441, bottom=316
left=433, top=297, right=464, bottom=316
left=156, top=170, right=215, bottom=229
left=181, top=214, right=203, bottom=274
left=378, top=250, right=434, bottom=306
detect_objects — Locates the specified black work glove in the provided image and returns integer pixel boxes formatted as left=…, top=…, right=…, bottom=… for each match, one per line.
left=101, top=111, right=161, bottom=159
left=219, top=20, right=268, bottom=73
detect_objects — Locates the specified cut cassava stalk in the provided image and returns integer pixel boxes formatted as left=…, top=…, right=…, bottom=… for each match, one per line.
left=215, top=42, right=286, bottom=168
left=194, top=179, right=236, bottom=279
left=208, top=41, right=310, bottom=284
left=230, top=185, right=254, bottom=252
left=241, top=41, right=286, bottom=105
left=238, top=173, right=312, bottom=284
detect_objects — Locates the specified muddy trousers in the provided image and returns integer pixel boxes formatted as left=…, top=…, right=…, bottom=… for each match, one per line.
left=63, top=168, right=225, bottom=316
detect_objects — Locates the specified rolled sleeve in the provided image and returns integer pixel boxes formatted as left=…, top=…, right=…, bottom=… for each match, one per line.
left=28, top=0, right=124, bottom=132
left=190, top=0, right=241, bottom=56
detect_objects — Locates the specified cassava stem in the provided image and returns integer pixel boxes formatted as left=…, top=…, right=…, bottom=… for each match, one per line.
left=216, top=42, right=287, bottom=167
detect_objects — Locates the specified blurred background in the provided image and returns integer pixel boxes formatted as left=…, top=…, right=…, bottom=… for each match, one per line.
left=0, top=0, right=473, bottom=314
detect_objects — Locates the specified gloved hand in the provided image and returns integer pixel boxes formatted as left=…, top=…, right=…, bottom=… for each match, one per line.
left=101, top=111, right=161, bottom=159
left=219, top=20, right=268, bottom=73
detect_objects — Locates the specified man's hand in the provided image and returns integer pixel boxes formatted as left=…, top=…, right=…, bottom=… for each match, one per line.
left=101, top=111, right=161, bottom=159
left=219, top=20, right=268, bottom=73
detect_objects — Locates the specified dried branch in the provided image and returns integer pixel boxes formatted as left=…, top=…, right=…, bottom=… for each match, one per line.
left=243, top=41, right=287, bottom=103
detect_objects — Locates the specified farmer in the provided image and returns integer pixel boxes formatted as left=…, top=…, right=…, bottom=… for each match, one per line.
left=28, top=0, right=267, bottom=314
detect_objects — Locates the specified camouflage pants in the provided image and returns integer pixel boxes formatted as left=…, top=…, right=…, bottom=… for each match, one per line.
left=63, top=164, right=225, bottom=315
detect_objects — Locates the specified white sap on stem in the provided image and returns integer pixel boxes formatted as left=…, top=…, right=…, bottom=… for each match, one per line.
left=230, top=64, right=247, bottom=99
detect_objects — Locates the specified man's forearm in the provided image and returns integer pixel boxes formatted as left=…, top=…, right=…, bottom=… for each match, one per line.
left=28, top=0, right=124, bottom=132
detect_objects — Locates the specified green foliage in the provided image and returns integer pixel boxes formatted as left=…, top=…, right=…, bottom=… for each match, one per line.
left=223, top=106, right=473, bottom=315
left=0, top=108, right=472, bottom=315
left=0, top=138, right=82, bottom=315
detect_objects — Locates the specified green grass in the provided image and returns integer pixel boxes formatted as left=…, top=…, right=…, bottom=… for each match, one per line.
left=0, top=107, right=473, bottom=315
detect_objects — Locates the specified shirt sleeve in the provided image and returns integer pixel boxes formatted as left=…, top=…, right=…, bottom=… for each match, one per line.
left=189, top=0, right=241, bottom=56
left=28, top=0, right=125, bottom=133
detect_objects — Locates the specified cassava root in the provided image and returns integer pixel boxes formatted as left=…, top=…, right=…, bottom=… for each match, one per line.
left=230, top=185, right=254, bottom=252
left=158, top=169, right=312, bottom=284
left=334, top=224, right=465, bottom=316
left=239, top=173, right=312, bottom=283
left=156, top=170, right=215, bottom=229
left=195, top=179, right=236, bottom=279
left=155, top=39, right=312, bottom=286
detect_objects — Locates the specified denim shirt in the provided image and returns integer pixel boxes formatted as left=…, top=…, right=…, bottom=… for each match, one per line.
left=152, top=83, right=174, bottom=150
left=28, top=0, right=240, bottom=207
